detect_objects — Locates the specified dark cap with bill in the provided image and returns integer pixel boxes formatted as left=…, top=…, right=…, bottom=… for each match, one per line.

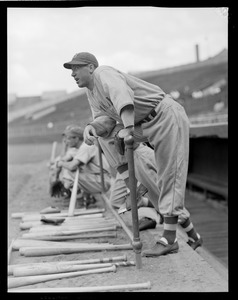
left=63, top=52, right=99, bottom=69
left=63, top=124, right=82, bottom=137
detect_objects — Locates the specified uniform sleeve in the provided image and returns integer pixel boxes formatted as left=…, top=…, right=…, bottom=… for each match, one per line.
left=74, top=142, right=95, bottom=165
left=86, top=90, right=105, bottom=120
left=89, top=116, right=117, bottom=137
left=96, top=69, right=135, bottom=116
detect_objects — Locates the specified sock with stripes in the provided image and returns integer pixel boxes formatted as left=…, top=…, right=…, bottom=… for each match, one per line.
left=162, top=215, right=178, bottom=245
left=180, top=218, right=199, bottom=242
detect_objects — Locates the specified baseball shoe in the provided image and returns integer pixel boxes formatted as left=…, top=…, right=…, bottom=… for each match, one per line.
left=142, top=237, right=179, bottom=257
left=187, top=237, right=203, bottom=250
left=139, top=217, right=156, bottom=231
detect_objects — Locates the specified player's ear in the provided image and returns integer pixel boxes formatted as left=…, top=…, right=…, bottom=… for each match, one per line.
left=88, top=63, right=95, bottom=74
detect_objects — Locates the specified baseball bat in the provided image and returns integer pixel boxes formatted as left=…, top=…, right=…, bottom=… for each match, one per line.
left=20, top=214, right=110, bottom=229
left=21, top=226, right=117, bottom=239
left=20, top=243, right=133, bottom=256
left=125, top=135, right=143, bottom=269
left=22, top=226, right=117, bottom=238
left=8, top=281, right=151, bottom=292
left=97, top=141, right=106, bottom=192
left=12, top=239, right=110, bottom=251
left=28, top=222, right=119, bottom=233
left=40, top=206, right=61, bottom=214
left=68, top=168, right=79, bottom=216
left=13, top=261, right=135, bottom=277
left=8, top=254, right=127, bottom=275
left=11, top=207, right=97, bottom=219
left=8, top=239, right=15, bottom=265
left=50, top=141, right=57, bottom=164
left=8, top=265, right=116, bottom=289
left=19, top=231, right=117, bottom=241
left=22, top=210, right=105, bottom=222
left=101, top=193, right=133, bottom=241
left=13, top=262, right=114, bottom=277
left=28, top=218, right=119, bottom=230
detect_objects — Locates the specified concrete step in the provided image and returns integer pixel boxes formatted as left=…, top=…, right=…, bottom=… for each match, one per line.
left=120, top=210, right=228, bottom=292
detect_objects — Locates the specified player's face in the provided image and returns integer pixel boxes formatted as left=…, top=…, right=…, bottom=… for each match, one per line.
left=71, top=65, right=92, bottom=89
left=66, top=134, right=79, bottom=148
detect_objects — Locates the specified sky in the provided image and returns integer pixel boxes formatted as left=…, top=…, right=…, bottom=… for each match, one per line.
left=7, top=6, right=228, bottom=97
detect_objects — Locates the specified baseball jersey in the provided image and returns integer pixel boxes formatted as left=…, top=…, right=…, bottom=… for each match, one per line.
left=74, top=142, right=110, bottom=175
left=86, top=66, right=165, bottom=125
left=64, top=147, right=78, bottom=160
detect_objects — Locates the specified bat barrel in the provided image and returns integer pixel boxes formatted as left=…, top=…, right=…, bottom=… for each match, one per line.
left=8, top=281, right=151, bottom=292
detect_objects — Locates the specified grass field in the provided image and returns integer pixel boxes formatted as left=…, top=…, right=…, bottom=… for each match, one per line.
left=8, top=142, right=61, bottom=165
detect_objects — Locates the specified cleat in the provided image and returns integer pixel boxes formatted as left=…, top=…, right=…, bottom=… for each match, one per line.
left=142, top=238, right=179, bottom=257
left=139, top=217, right=156, bottom=231
left=187, top=237, right=203, bottom=250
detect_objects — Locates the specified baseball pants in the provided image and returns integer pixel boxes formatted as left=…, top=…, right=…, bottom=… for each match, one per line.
left=140, top=95, right=190, bottom=219
left=61, top=167, right=111, bottom=194
left=98, top=124, right=190, bottom=223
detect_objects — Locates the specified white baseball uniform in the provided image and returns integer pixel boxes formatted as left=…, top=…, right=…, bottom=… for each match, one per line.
left=62, top=142, right=111, bottom=194
left=87, top=65, right=191, bottom=219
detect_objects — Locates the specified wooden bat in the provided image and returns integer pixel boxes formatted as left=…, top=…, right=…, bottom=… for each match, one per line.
left=34, top=216, right=116, bottom=225
left=22, top=226, right=117, bottom=238
left=28, top=218, right=119, bottom=230
left=19, top=231, right=117, bottom=241
left=97, top=141, right=106, bottom=192
left=12, top=239, right=110, bottom=251
left=22, top=213, right=105, bottom=222
left=20, top=216, right=117, bottom=230
left=125, top=135, right=142, bottom=269
left=20, top=243, right=133, bottom=256
left=28, top=222, right=119, bottom=233
left=8, top=281, right=151, bottom=292
left=19, top=215, right=112, bottom=230
left=40, top=206, right=61, bottom=214
left=50, top=141, right=57, bottom=164
left=13, top=262, right=114, bottom=277
left=8, top=265, right=116, bottom=289
left=8, top=239, right=15, bottom=265
left=101, top=194, right=133, bottom=241
left=8, top=254, right=127, bottom=275
left=22, top=210, right=105, bottom=222
left=68, top=168, right=79, bottom=216
left=13, top=261, right=135, bottom=277
left=11, top=208, right=97, bottom=219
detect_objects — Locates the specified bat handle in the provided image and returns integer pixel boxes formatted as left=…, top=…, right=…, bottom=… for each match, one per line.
left=97, top=140, right=106, bottom=192
left=125, top=135, right=142, bottom=269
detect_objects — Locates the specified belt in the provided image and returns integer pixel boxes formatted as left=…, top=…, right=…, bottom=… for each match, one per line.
left=136, top=108, right=157, bottom=126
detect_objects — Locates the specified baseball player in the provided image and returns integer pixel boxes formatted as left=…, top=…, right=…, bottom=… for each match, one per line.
left=63, top=52, right=203, bottom=256
left=57, top=138, right=112, bottom=197
left=94, top=120, right=164, bottom=230
left=49, top=124, right=82, bottom=198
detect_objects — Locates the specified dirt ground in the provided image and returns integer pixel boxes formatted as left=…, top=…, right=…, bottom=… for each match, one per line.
left=7, top=143, right=228, bottom=294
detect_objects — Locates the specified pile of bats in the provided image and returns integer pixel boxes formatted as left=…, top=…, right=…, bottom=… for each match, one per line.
left=9, top=205, right=132, bottom=257
left=8, top=141, right=150, bottom=292
left=8, top=206, right=150, bottom=291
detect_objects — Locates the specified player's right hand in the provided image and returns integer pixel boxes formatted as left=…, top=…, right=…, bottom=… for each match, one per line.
left=83, top=125, right=98, bottom=145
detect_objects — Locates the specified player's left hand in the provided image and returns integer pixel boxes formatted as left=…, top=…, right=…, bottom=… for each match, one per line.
left=118, top=126, right=134, bottom=139
left=83, top=125, right=98, bottom=145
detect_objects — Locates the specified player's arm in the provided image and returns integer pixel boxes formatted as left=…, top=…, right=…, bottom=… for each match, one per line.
left=89, top=115, right=117, bottom=137
left=120, top=104, right=135, bottom=135
left=97, top=69, right=135, bottom=133
left=58, top=152, right=73, bottom=163
left=57, top=158, right=82, bottom=172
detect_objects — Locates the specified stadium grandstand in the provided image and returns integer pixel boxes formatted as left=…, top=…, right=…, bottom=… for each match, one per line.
left=8, top=48, right=227, bottom=144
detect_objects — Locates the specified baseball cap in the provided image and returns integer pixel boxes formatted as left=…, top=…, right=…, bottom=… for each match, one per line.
left=63, top=125, right=82, bottom=137
left=63, top=52, right=99, bottom=69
